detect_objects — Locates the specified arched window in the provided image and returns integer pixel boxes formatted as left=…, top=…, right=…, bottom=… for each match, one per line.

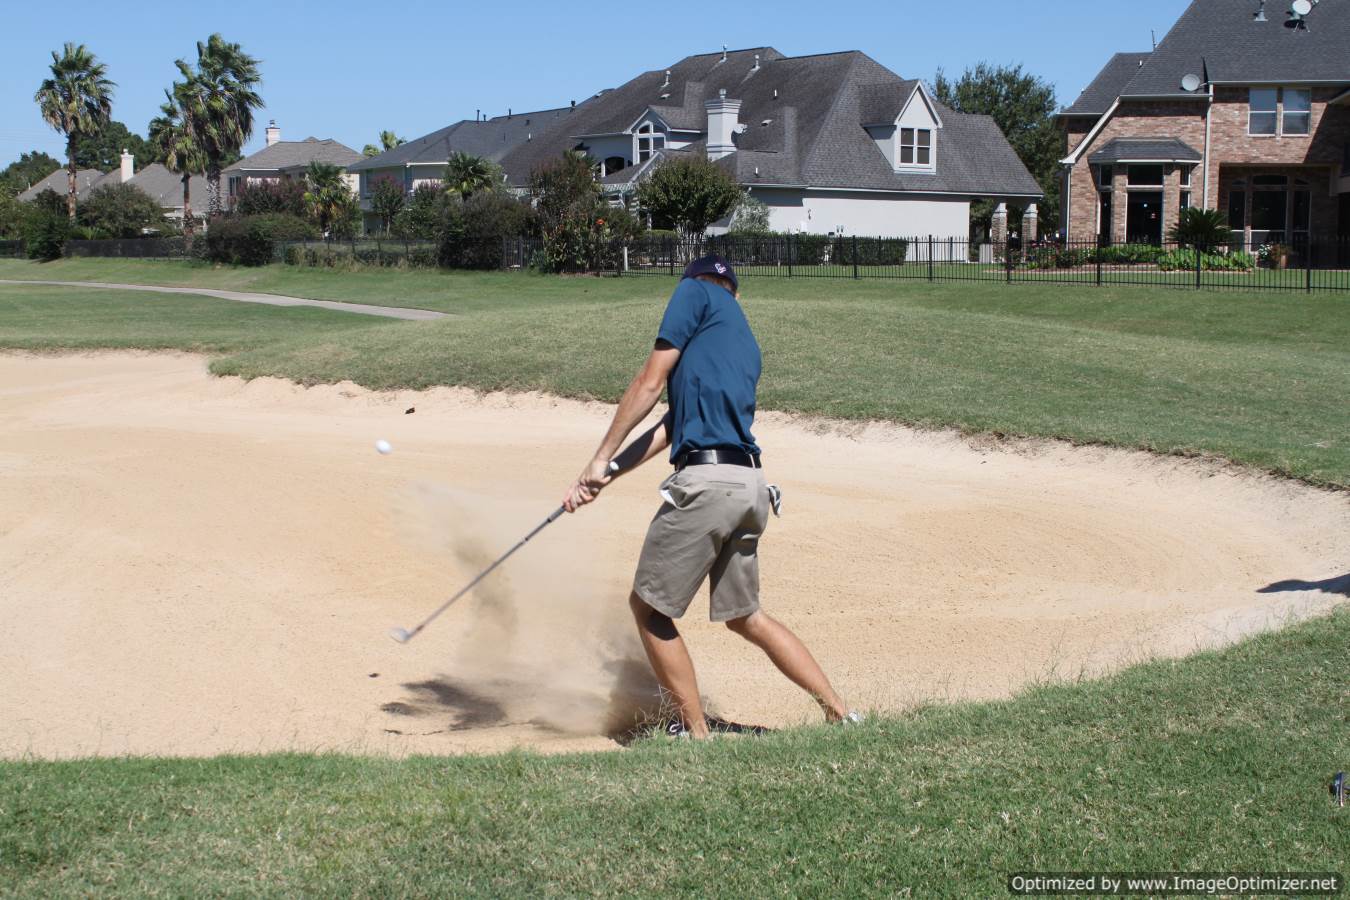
left=603, top=156, right=628, bottom=176
left=635, top=122, right=665, bottom=163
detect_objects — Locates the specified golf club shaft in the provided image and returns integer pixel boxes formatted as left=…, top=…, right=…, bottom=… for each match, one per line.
left=403, top=505, right=565, bottom=641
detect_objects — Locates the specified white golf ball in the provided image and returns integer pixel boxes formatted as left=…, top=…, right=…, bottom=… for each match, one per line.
left=375, top=439, right=393, bottom=455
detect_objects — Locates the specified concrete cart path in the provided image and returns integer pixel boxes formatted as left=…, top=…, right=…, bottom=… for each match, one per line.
left=0, top=279, right=449, bottom=321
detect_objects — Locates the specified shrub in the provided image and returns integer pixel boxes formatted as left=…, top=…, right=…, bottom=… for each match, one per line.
left=78, top=183, right=167, bottom=239
left=392, top=185, right=447, bottom=240
left=234, top=179, right=307, bottom=217
left=22, top=207, right=70, bottom=260
left=1167, top=207, right=1232, bottom=249
left=443, top=192, right=537, bottom=270
left=1098, top=243, right=1165, bottom=265
left=202, top=213, right=318, bottom=266
left=831, top=236, right=910, bottom=266
left=530, top=152, right=605, bottom=273
left=636, top=155, right=742, bottom=242
left=1023, top=245, right=1091, bottom=269
left=1157, top=248, right=1255, bottom=272
left=729, top=194, right=772, bottom=235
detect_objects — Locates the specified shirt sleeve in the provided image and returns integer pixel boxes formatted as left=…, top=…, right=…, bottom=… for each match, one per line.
left=656, top=279, right=709, bottom=351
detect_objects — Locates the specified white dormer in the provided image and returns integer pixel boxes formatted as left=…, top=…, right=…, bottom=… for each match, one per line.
left=866, top=82, right=942, bottom=174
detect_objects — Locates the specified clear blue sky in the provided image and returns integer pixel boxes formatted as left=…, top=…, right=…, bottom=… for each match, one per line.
left=1, top=0, right=1192, bottom=166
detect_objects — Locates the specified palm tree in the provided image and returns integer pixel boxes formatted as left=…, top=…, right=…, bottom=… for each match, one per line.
left=148, top=83, right=207, bottom=246
left=302, top=161, right=355, bottom=236
left=444, top=152, right=500, bottom=200
left=175, top=34, right=262, bottom=217
left=34, top=43, right=115, bottom=222
left=362, top=130, right=406, bottom=158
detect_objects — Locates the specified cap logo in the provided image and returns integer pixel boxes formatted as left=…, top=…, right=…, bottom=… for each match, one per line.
left=715, top=263, right=727, bottom=274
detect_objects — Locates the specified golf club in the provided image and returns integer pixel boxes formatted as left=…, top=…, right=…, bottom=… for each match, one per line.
left=389, top=461, right=618, bottom=643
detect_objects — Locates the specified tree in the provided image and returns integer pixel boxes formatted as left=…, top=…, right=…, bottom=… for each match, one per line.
left=175, top=34, right=263, bottom=217
left=0, top=151, right=62, bottom=194
left=392, top=184, right=446, bottom=240
left=636, top=155, right=742, bottom=250
left=34, top=43, right=115, bottom=222
left=302, top=161, right=357, bottom=237
left=444, top=152, right=502, bottom=200
left=233, top=179, right=307, bottom=217
left=73, top=120, right=159, bottom=171
left=148, top=83, right=207, bottom=244
left=530, top=152, right=606, bottom=272
left=79, top=183, right=166, bottom=238
left=729, top=192, right=772, bottom=234
left=369, top=175, right=405, bottom=234
left=934, top=63, right=1060, bottom=235
left=362, top=130, right=406, bottom=158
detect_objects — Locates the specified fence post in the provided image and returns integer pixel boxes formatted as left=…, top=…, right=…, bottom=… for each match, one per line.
left=668, top=238, right=675, bottom=276
left=1194, top=242, right=1202, bottom=290
left=1005, top=240, right=1013, bottom=284
left=1096, top=235, right=1103, bottom=287
left=787, top=235, right=794, bottom=278
left=928, top=235, right=934, bottom=282
left=852, top=235, right=859, bottom=280
left=1306, top=239, right=1313, bottom=294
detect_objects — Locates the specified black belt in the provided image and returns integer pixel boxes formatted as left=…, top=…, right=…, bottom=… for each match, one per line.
left=675, top=449, right=762, bottom=471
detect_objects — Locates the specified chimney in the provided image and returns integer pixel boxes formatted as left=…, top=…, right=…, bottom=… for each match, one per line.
left=120, top=149, right=134, bottom=183
left=265, top=120, right=280, bottom=146
left=705, top=88, right=742, bottom=161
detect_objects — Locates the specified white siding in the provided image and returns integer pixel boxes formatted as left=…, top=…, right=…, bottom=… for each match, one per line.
left=748, top=188, right=969, bottom=242
left=866, top=124, right=896, bottom=168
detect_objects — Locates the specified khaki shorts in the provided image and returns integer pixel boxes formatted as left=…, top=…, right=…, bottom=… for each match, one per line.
left=633, top=463, right=771, bottom=622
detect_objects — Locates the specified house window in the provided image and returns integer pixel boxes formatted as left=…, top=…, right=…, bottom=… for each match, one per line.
left=1292, top=190, right=1310, bottom=234
left=1252, top=190, right=1286, bottom=231
left=636, top=122, right=664, bottom=163
left=602, top=156, right=627, bottom=176
left=1249, top=88, right=1278, bottom=135
left=1096, top=164, right=1113, bottom=188
left=899, top=128, right=932, bottom=166
left=1127, top=164, right=1163, bottom=186
left=1282, top=89, right=1311, bottom=135
left=1228, top=190, right=1245, bottom=229
left=1179, top=165, right=1193, bottom=188
left=1180, top=192, right=1192, bottom=210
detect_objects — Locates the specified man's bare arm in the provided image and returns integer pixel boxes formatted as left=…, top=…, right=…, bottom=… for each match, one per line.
left=563, top=345, right=679, bottom=512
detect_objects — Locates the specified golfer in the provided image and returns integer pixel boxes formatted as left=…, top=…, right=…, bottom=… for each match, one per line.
left=563, top=254, right=852, bottom=739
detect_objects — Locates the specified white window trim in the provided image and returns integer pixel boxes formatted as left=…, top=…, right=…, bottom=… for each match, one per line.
left=1249, top=86, right=1314, bottom=138
left=1248, top=86, right=1279, bottom=137
left=895, top=126, right=936, bottom=173
left=633, top=120, right=665, bottom=164
left=1280, top=87, right=1312, bottom=137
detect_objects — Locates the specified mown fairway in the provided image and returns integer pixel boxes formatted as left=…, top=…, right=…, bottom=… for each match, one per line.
left=2, top=259, right=1346, bottom=486
left=3, top=609, right=1346, bottom=896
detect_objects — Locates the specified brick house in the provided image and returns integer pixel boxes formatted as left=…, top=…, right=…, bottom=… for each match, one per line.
left=1059, top=0, right=1350, bottom=251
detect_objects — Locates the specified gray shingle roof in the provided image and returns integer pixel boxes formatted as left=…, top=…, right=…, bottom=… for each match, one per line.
left=1121, top=0, right=1350, bottom=98
left=126, top=163, right=210, bottom=212
left=16, top=168, right=107, bottom=202
left=1062, top=52, right=1152, bottom=115
left=348, top=106, right=579, bottom=172
left=496, top=48, right=1041, bottom=198
left=1088, top=137, right=1202, bottom=163
left=224, top=138, right=362, bottom=173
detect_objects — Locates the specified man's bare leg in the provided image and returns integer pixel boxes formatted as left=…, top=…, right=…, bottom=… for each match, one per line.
left=629, top=592, right=710, bottom=739
left=726, top=611, right=849, bottom=721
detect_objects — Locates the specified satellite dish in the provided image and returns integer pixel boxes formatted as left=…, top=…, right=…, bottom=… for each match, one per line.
left=1291, top=0, right=1313, bottom=14
left=1181, top=73, right=1202, bottom=92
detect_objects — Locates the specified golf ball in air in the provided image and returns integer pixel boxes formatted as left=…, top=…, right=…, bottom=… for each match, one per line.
left=375, top=439, right=393, bottom=455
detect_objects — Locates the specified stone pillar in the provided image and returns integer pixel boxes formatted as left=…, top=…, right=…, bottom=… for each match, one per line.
left=991, top=203, right=1008, bottom=248
left=1021, top=203, right=1038, bottom=244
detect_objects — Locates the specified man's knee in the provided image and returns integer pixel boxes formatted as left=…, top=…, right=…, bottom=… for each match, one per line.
left=725, top=610, right=767, bottom=639
left=630, top=592, right=679, bottom=641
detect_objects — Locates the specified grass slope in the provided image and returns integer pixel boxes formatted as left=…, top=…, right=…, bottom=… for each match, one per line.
left=3, top=608, right=1346, bottom=896
left=0, top=283, right=389, bottom=353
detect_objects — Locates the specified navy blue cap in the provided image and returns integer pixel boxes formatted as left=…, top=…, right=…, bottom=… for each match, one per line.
left=682, top=254, right=738, bottom=294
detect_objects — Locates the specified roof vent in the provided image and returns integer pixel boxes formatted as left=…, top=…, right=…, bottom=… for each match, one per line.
left=752, top=54, right=760, bottom=71
left=761, top=118, right=773, bottom=126
left=570, top=100, right=576, bottom=108
left=722, top=45, right=728, bottom=63
left=720, top=88, right=727, bottom=99
left=754, top=166, right=760, bottom=176
left=663, top=69, right=671, bottom=87
left=1253, top=0, right=1267, bottom=19
left=773, top=89, right=779, bottom=99
left=660, top=93, right=671, bottom=99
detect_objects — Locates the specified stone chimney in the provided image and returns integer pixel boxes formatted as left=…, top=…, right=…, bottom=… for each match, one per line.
left=705, top=89, right=742, bottom=161
left=120, top=149, right=134, bottom=183
left=265, top=120, right=281, bottom=146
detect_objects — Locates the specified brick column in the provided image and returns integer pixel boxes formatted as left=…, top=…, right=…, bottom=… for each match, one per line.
left=1112, top=170, right=1129, bottom=243
left=991, top=203, right=1008, bottom=248
left=1021, top=203, right=1039, bottom=243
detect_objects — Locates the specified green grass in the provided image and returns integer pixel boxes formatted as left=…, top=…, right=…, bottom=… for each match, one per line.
left=3, top=608, right=1346, bottom=896
left=0, top=282, right=390, bottom=352
left=1, top=259, right=1347, bottom=486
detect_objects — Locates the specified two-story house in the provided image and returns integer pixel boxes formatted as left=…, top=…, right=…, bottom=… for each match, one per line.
left=1060, top=0, right=1350, bottom=252
left=494, top=47, right=1042, bottom=243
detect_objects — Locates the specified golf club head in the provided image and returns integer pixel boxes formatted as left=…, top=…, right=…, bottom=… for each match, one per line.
left=389, top=626, right=412, bottom=644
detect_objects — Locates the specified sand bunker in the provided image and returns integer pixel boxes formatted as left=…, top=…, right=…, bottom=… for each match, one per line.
left=1, top=353, right=1346, bottom=759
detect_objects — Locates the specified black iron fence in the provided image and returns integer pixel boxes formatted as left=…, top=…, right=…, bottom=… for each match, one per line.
left=274, top=238, right=439, bottom=268
left=600, top=233, right=1350, bottom=293
left=63, top=237, right=193, bottom=259
left=0, top=239, right=23, bottom=259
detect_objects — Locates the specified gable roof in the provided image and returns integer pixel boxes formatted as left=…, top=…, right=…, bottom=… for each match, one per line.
left=1062, top=52, right=1152, bottom=116
left=16, top=168, right=108, bottom=202
left=1120, top=0, right=1350, bottom=99
left=224, top=138, right=362, bottom=173
left=349, top=106, right=580, bottom=172
left=496, top=48, right=1041, bottom=198
left=1088, top=137, right=1202, bottom=163
left=126, top=163, right=210, bottom=211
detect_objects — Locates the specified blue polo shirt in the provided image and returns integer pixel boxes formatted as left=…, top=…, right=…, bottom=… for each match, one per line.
left=656, top=277, right=762, bottom=462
